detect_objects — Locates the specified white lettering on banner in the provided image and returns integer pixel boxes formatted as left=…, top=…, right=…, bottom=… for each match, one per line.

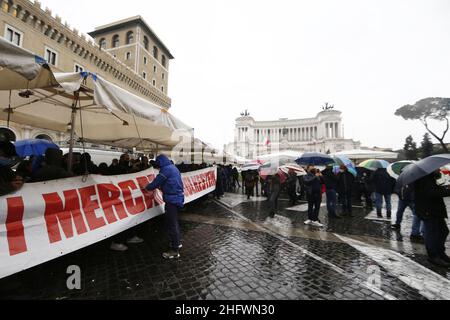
left=66, top=265, right=81, bottom=290
left=0, top=167, right=217, bottom=279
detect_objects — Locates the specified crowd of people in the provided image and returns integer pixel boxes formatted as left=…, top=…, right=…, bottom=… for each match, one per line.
left=1, top=140, right=449, bottom=266
left=213, top=161, right=450, bottom=268
left=0, top=141, right=208, bottom=197
left=0, top=141, right=207, bottom=256
left=214, top=164, right=241, bottom=199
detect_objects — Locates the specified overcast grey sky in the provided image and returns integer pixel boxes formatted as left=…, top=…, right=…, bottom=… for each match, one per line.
left=40, top=0, right=450, bottom=151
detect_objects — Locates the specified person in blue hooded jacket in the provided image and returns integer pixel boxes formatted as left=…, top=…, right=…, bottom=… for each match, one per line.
left=146, top=155, right=185, bottom=259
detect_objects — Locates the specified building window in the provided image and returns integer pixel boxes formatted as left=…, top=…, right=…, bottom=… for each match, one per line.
left=99, top=38, right=106, bottom=49
left=35, top=134, right=53, bottom=142
left=112, top=35, right=119, bottom=48
left=162, top=73, right=165, bottom=80
left=142, top=72, right=147, bottom=79
left=161, top=86, right=164, bottom=93
left=126, top=52, right=132, bottom=60
left=74, top=64, right=84, bottom=73
left=143, top=36, right=149, bottom=50
left=4, top=25, right=23, bottom=47
left=45, top=47, right=58, bottom=66
left=0, top=127, right=16, bottom=142
left=144, top=56, right=147, bottom=65
left=153, top=65, right=157, bottom=74
left=162, top=55, right=166, bottom=67
left=153, top=46, right=159, bottom=59
left=126, top=31, right=134, bottom=45
left=152, top=79, right=156, bottom=86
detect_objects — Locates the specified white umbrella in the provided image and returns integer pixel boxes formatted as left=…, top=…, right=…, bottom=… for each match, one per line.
left=279, top=163, right=307, bottom=176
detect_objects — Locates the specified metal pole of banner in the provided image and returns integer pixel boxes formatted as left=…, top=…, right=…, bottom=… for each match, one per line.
left=67, top=91, right=80, bottom=173
left=191, top=136, right=195, bottom=165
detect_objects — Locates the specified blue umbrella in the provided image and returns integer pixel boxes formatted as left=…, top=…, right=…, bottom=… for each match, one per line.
left=296, top=152, right=334, bottom=166
left=333, top=155, right=357, bottom=176
left=15, top=139, right=60, bottom=158
left=397, top=154, right=450, bottom=187
left=332, top=165, right=358, bottom=177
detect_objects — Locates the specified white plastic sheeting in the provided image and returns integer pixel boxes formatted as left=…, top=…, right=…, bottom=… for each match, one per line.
left=0, top=37, right=192, bottom=150
left=0, top=36, right=56, bottom=86
left=334, top=149, right=398, bottom=160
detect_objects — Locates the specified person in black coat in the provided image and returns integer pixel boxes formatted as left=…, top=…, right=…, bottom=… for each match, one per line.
left=0, top=141, right=23, bottom=195
left=244, top=170, right=256, bottom=200
left=414, top=171, right=450, bottom=267
left=33, top=149, right=72, bottom=182
left=232, top=167, right=241, bottom=190
left=337, top=166, right=355, bottom=217
left=215, top=165, right=224, bottom=199
left=303, top=166, right=325, bottom=227
left=73, top=153, right=99, bottom=176
left=370, top=168, right=396, bottom=218
left=322, top=165, right=340, bottom=219
left=241, top=170, right=247, bottom=195
left=269, top=174, right=281, bottom=218
left=287, top=170, right=298, bottom=206
left=359, top=169, right=375, bottom=210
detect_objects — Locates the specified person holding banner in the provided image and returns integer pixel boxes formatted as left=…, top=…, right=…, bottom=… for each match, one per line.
left=146, top=154, right=185, bottom=260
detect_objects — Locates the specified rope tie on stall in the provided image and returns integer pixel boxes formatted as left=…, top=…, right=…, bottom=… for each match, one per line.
left=78, top=98, right=89, bottom=183
left=6, top=90, right=12, bottom=128
left=132, top=114, right=144, bottom=150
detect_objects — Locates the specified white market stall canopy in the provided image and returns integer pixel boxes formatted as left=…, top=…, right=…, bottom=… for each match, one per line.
left=256, top=150, right=303, bottom=163
left=334, top=149, right=399, bottom=160
left=0, top=37, right=192, bottom=151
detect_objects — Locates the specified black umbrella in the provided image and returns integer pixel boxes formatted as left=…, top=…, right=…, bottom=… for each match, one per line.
left=397, top=154, right=450, bottom=187
left=296, top=152, right=334, bottom=166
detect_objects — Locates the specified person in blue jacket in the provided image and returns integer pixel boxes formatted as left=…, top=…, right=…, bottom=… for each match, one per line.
left=146, top=155, right=185, bottom=259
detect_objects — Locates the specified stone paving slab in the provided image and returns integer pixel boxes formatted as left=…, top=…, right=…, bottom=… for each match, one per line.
left=0, top=193, right=448, bottom=300
left=222, top=192, right=450, bottom=247
left=0, top=218, right=390, bottom=300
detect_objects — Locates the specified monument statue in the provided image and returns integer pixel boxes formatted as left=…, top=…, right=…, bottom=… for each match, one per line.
left=322, top=102, right=335, bottom=111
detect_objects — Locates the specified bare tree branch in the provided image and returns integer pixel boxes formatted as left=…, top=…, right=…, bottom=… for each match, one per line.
left=422, top=117, right=441, bottom=141
left=441, top=116, right=450, bottom=141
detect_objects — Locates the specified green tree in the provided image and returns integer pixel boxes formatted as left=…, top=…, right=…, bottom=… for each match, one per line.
left=403, top=135, right=418, bottom=160
left=395, top=98, right=450, bottom=153
left=420, top=133, right=434, bottom=158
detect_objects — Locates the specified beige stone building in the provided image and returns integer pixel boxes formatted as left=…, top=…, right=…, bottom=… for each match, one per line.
left=0, top=0, right=173, bottom=147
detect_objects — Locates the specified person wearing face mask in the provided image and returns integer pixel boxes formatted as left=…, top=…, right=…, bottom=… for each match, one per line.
left=414, top=170, right=450, bottom=268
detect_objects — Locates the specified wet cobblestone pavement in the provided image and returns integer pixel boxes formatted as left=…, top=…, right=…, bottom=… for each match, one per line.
left=0, top=191, right=449, bottom=300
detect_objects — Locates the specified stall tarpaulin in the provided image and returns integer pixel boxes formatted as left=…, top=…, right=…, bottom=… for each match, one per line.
left=0, top=37, right=192, bottom=150
left=0, top=36, right=58, bottom=89
left=0, top=167, right=217, bottom=279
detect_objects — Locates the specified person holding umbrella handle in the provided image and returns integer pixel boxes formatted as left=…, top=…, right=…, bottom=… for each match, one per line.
left=304, top=166, right=325, bottom=228
left=414, top=170, right=450, bottom=268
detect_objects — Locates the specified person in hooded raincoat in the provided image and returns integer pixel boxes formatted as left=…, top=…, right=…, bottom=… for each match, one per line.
left=146, top=155, right=185, bottom=259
